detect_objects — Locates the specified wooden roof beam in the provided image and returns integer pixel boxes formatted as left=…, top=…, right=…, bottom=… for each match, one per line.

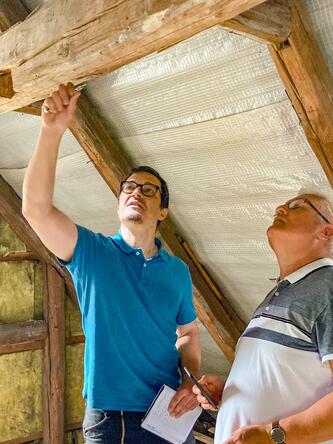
left=221, top=0, right=291, bottom=44
left=269, top=0, right=333, bottom=187
left=0, top=320, right=47, bottom=355
left=0, top=0, right=268, bottom=113
left=0, top=0, right=28, bottom=30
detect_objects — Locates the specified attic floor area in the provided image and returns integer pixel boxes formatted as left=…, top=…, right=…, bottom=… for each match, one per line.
left=0, top=0, right=333, bottom=443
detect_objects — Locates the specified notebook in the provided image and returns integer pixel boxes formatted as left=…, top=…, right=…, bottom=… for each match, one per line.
left=141, top=385, right=202, bottom=444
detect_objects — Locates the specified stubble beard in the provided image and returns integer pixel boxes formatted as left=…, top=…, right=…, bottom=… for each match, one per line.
left=125, top=214, right=143, bottom=224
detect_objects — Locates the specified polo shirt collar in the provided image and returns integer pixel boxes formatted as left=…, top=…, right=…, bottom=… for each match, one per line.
left=284, top=258, right=333, bottom=284
left=113, top=232, right=167, bottom=262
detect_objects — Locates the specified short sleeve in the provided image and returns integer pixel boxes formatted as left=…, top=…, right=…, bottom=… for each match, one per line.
left=176, top=264, right=197, bottom=326
left=58, top=225, right=106, bottom=270
left=57, top=225, right=108, bottom=308
left=312, top=297, right=333, bottom=363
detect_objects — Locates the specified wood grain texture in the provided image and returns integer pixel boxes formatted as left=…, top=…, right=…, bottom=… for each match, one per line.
left=0, top=0, right=267, bottom=113
left=221, top=0, right=291, bottom=43
left=0, top=72, right=15, bottom=98
left=269, top=0, right=333, bottom=187
left=0, top=320, right=47, bottom=345
left=0, top=0, right=28, bottom=31
left=0, top=251, right=39, bottom=261
left=42, top=265, right=65, bottom=444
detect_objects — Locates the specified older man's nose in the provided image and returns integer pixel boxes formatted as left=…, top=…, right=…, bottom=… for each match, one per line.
left=276, top=204, right=288, bottom=215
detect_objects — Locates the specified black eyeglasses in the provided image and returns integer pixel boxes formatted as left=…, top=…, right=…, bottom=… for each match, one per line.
left=286, top=197, right=331, bottom=223
left=120, top=180, right=160, bottom=198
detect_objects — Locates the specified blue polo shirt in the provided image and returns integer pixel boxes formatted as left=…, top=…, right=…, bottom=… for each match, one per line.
left=62, top=225, right=196, bottom=411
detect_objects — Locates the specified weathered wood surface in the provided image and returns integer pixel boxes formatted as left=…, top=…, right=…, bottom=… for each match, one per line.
left=0, top=0, right=267, bottom=113
left=0, top=320, right=47, bottom=345
left=0, top=251, right=39, bottom=261
left=0, top=0, right=28, bottom=31
left=221, top=0, right=291, bottom=43
left=0, top=73, right=15, bottom=98
left=269, top=0, right=333, bottom=187
left=42, top=265, right=65, bottom=444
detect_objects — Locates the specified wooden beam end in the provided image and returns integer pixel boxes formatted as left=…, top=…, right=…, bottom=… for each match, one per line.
left=0, top=71, right=15, bottom=98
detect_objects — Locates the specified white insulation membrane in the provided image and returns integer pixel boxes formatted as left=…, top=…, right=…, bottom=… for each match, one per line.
left=84, top=23, right=333, bottom=322
left=0, top=2, right=333, bottom=369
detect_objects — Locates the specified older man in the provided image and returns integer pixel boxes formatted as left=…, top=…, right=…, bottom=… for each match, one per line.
left=22, top=84, right=200, bottom=444
left=194, top=193, right=333, bottom=444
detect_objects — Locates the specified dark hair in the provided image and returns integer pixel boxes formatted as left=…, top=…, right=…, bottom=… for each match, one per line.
left=123, top=166, right=169, bottom=209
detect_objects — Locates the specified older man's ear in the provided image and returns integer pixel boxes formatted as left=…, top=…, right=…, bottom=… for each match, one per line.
left=319, top=223, right=333, bottom=240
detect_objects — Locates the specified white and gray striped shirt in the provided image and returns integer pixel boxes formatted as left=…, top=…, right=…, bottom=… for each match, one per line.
left=215, top=258, right=333, bottom=444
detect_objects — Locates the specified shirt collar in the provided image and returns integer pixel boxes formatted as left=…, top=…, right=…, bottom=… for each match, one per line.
left=284, top=258, right=333, bottom=284
left=112, top=232, right=167, bottom=262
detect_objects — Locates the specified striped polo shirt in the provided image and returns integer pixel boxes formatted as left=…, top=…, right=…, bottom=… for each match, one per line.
left=215, top=258, right=333, bottom=444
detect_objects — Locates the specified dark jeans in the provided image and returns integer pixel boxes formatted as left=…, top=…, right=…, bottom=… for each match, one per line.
left=83, top=407, right=195, bottom=444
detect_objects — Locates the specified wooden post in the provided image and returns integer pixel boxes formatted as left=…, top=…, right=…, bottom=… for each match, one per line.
left=42, top=265, right=65, bottom=444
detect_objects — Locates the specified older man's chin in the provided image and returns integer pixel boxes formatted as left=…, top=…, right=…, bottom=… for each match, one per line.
left=266, top=222, right=284, bottom=240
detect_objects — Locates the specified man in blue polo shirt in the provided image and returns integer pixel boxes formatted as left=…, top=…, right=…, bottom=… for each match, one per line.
left=22, top=84, right=201, bottom=443
left=194, top=193, right=333, bottom=444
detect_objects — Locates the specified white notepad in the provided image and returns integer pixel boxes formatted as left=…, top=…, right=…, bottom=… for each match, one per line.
left=141, top=385, right=202, bottom=444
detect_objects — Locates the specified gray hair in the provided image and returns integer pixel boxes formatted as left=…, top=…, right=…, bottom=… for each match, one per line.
left=297, top=188, right=333, bottom=257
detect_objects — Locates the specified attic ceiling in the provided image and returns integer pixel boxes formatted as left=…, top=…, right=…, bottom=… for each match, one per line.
left=1, top=0, right=333, bottom=378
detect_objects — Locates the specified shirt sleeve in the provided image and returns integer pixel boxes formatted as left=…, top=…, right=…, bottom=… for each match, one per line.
left=176, top=263, right=197, bottom=325
left=58, top=224, right=108, bottom=307
left=312, top=297, right=333, bottom=363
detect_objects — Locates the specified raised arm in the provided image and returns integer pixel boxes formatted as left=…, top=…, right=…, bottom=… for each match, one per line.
left=22, top=84, right=81, bottom=261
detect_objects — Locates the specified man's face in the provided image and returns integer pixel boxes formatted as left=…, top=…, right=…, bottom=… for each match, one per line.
left=267, top=194, right=329, bottom=249
left=117, top=172, right=168, bottom=228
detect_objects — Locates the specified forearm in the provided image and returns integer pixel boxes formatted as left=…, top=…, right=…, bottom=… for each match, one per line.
left=176, top=327, right=201, bottom=377
left=23, top=126, right=63, bottom=218
left=277, top=392, right=333, bottom=444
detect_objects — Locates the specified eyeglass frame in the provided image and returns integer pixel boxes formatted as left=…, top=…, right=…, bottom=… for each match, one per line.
left=286, top=197, right=331, bottom=224
left=120, top=180, right=161, bottom=198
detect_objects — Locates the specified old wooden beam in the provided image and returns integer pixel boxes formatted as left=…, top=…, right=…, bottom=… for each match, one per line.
left=269, top=0, right=333, bottom=187
left=0, top=72, right=15, bottom=98
left=0, top=175, right=77, bottom=303
left=0, top=320, right=46, bottom=343
left=0, top=0, right=267, bottom=113
left=0, top=340, right=44, bottom=355
left=0, top=251, right=39, bottom=261
left=42, top=265, right=65, bottom=444
left=15, top=101, right=42, bottom=116
left=0, top=0, right=28, bottom=31
left=0, top=334, right=85, bottom=355
left=221, top=0, right=291, bottom=44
